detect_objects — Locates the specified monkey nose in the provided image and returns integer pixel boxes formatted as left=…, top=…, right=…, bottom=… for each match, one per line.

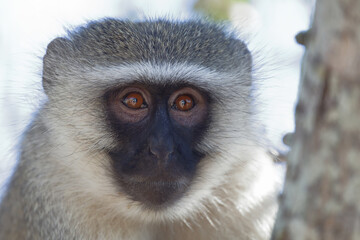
left=148, top=137, right=174, bottom=161
left=149, top=144, right=174, bottom=160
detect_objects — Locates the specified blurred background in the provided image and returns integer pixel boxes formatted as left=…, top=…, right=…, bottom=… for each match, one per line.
left=0, top=0, right=314, bottom=192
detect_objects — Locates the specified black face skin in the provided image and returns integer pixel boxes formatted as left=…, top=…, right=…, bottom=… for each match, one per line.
left=105, top=82, right=210, bottom=208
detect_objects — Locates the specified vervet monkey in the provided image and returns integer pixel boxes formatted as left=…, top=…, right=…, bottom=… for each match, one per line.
left=0, top=19, right=281, bottom=240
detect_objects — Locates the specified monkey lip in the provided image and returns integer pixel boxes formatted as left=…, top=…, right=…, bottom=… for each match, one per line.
left=120, top=176, right=191, bottom=208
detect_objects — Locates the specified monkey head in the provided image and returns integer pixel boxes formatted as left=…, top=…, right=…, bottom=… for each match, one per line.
left=41, top=19, right=259, bottom=222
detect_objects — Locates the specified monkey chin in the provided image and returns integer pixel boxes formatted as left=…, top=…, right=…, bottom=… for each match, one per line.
left=119, top=176, right=192, bottom=210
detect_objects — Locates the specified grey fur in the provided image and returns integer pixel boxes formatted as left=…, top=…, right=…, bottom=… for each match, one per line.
left=47, top=19, right=251, bottom=68
left=0, top=19, right=280, bottom=240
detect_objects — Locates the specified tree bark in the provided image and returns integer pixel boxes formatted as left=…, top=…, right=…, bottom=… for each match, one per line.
left=271, top=0, right=360, bottom=239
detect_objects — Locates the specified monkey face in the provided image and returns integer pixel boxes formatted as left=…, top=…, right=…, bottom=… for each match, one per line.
left=41, top=19, right=255, bottom=220
left=106, top=83, right=210, bottom=208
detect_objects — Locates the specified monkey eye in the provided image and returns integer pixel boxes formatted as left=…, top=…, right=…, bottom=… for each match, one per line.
left=122, top=92, right=147, bottom=109
left=168, top=87, right=207, bottom=126
left=173, top=95, right=195, bottom=111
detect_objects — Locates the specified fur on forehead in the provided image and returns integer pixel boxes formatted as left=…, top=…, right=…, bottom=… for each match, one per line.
left=48, top=61, right=252, bottom=98
left=42, top=18, right=252, bottom=76
left=42, top=18, right=253, bottom=98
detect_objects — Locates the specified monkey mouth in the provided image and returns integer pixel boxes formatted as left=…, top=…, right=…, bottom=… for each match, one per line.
left=119, top=177, right=191, bottom=208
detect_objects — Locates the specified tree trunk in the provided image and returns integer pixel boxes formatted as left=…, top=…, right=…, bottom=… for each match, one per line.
left=271, top=0, right=360, bottom=239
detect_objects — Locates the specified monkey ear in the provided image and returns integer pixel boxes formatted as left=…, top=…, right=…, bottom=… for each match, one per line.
left=235, top=40, right=252, bottom=69
left=42, top=37, right=72, bottom=94
left=44, top=37, right=70, bottom=57
left=230, top=39, right=253, bottom=86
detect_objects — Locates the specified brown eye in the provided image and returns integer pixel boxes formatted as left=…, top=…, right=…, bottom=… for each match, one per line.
left=174, top=95, right=194, bottom=111
left=123, top=92, right=145, bottom=109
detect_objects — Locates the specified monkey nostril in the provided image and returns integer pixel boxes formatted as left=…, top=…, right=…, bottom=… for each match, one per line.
left=149, top=146, right=157, bottom=157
